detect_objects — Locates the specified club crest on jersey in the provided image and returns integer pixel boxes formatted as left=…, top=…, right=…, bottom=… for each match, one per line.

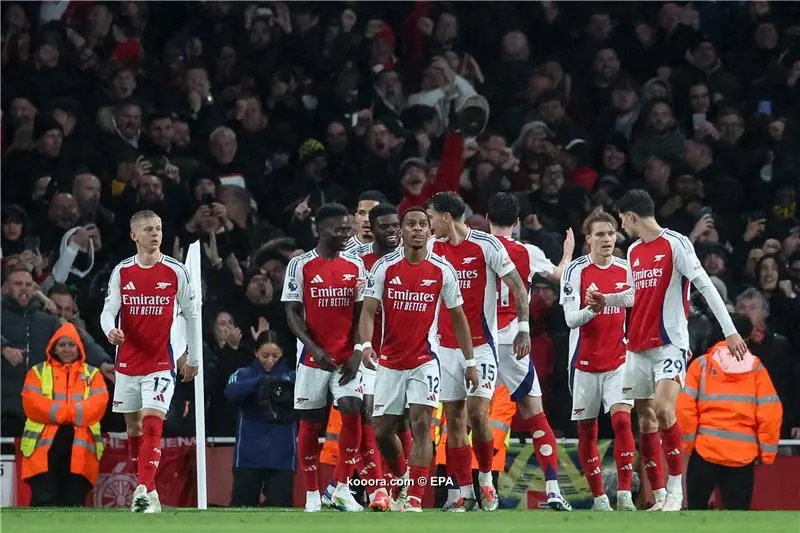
left=420, top=279, right=437, bottom=287
left=654, top=254, right=665, bottom=262
left=155, top=282, right=172, bottom=289
left=462, top=257, right=477, bottom=264
left=342, top=274, right=355, bottom=281
left=615, top=282, right=628, bottom=289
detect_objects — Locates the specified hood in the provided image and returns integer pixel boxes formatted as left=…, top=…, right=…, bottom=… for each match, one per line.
left=512, top=120, right=554, bottom=156
left=707, top=341, right=756, bottom=375
left=45, top=321, right=87, bottom=365
left=457, top=94, right=490, bottom=132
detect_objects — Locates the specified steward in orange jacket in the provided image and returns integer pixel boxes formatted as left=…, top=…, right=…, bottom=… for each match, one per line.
left=678, top=325, right=782, bottom=510
left=20, top=322, right=109, bottom=507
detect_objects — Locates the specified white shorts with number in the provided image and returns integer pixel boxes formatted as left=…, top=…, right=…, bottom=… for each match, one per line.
left=622, top=345, right=688, bottom=400
left=570, top=366, right=633, bottom=420
left=498, top=344, right=542, bottom=401
left=294, top=363, right=363, bottom=410
left=112, top=370, right=175, bottom=414
left=360, top=362, right=376, bottom=396
left=439, top=344, right=496, bottom=402
left=373, top=359, right=440, bottom=417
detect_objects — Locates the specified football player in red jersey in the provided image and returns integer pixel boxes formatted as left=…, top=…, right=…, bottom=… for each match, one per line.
left=101, top=210, right=201, bottom=513
left=282, top=203, right=367, bottom=512
left=427, top=192, right=531, bottom=511
left=358, top=207, right=477, bottom=512
left=486, top=193, right=574, bottom=511
left=560, top=210, right=636, bottom=511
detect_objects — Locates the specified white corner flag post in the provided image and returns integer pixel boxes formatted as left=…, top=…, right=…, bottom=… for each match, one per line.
left=185, top=241, right=208, bottom=509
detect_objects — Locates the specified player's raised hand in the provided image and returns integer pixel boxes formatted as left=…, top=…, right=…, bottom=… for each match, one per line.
left=726, top=332, right=748, bottom=361
left=339, top=351, right=361, bottom=385
left=107, top=328, right=125, bottom=345
left=181, top=363, right=199, bottom=382
left=312, top=349, right=337, bottom=372
left=563, top=228, right=575, bottom=258
left=361, top=346, right=377, bottom=370
left=465, top=365, right=479, bottom=392
left=513, top=330, right=531, bottom=360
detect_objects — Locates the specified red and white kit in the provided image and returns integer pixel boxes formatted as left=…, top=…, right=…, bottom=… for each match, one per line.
left=100, top=255, right=200, bottom=414
left=559, top=255, right=633, bottom=420
left=613, top=230, right=704, bottom=398
left=430, top=230, right=514, bottom=401
left=495, top=236, right=556, bottom=401
left=364, top=248, right=462, bottom=416
left=281, top=250, right=366, bottom=409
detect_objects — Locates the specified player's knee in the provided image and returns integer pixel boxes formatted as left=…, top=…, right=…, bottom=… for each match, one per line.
left=409, top=415, right=431, bottom=439
left=636, top=405, right=658, bottom=432
left=654, top=403, right=675, bottom=427
left=337, top=396, right=361, bottom=414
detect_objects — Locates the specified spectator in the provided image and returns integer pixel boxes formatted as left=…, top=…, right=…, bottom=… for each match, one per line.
left=225, top=331, right=296, bottom=507
left=20, top=322, right=109, bottom=506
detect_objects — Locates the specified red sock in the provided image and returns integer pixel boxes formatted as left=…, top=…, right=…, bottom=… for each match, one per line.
left=335, top=413, right=362, bottom=483
left=577, top=420, right=604, bottom=497
left=449, top=445, right=472, bottom=488
left=473, top=438, right=494, bottom=474
left=398, top=429, right=413, bottom=461
left=128, top=434, right=142, bottom=478
left=445, top=445, right=457, bottom=487
left=407, top=464, right=430, bottom=504
left=529, top=413, right=559, bottom=481
left=138, top=416, right=163, bottom=492
left=640, top=430, right=665, bottom=490
left=298, top=421, right=322, bottom=491
left=660, top=422, right=683, bottom=476
left=360, top=424, right=383, bottom=492
left=611, top=411, right=635, bottom=491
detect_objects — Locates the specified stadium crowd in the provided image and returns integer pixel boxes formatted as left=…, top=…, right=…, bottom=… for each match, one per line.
left=2, top=0, right=800, bottom=501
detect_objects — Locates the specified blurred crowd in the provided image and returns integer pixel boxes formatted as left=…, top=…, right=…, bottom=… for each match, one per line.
left=2, top=1, right=799, bottom=451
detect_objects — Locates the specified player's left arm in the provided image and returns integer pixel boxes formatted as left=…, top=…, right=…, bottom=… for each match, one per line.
left=674, top=236, right=738, bottom=336
left=176, top=266, right=202, bottom=375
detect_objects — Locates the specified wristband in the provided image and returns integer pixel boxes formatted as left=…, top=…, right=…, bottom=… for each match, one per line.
left=517, top=321, right=530, bottom=333
left=465, top=359, right=476, bottom=368
left=357, top=342, right=372, bottom=351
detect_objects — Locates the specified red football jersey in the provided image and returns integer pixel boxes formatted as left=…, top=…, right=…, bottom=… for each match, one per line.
left=364, top=248, right=462, bottom=370
left=495, top=236, right=555, bottom=343
left=431, top=230, right=514, bottom=350
left=626, top=230, right=702, bottom=352
left=560, top=255, right=628, bottom=374
left=281, top=251, right=365, bottom=368
left=100, top=255, right=200, bottom=376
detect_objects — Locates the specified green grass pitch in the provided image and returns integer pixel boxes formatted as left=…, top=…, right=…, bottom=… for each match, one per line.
left=2, top=508, right=799, bottom=533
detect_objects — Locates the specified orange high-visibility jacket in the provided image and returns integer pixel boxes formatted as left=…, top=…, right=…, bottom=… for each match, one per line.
left=20, top=322, right=109, bottom=484
left=320, top=406, right=341, bottom=466
left=677, top=341, right=782, bottom=468
left=432, top=384, right=515, bottom=472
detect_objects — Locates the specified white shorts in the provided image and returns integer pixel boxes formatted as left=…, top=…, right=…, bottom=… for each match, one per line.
left=570, top=366, right=633, bottom=420
left=112, top=370, right=175, bottom=415
left=622, top=345, right=688, bottom=400
left=293, top=363, right=363, bottom=410
left=439, top=344, right=496, bottom=402
left=373, top=359, right=440, bottom=417
left=498, top=344, right=542, bottom=401
left=360, top=362, right=376, bottom=396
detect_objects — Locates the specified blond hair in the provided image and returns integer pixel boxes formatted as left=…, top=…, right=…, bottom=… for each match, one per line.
left=130, top=210, right=160, bottom=230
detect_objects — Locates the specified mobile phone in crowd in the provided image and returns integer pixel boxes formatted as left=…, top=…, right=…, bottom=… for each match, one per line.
left=24, top=236, right=40, bottom=251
